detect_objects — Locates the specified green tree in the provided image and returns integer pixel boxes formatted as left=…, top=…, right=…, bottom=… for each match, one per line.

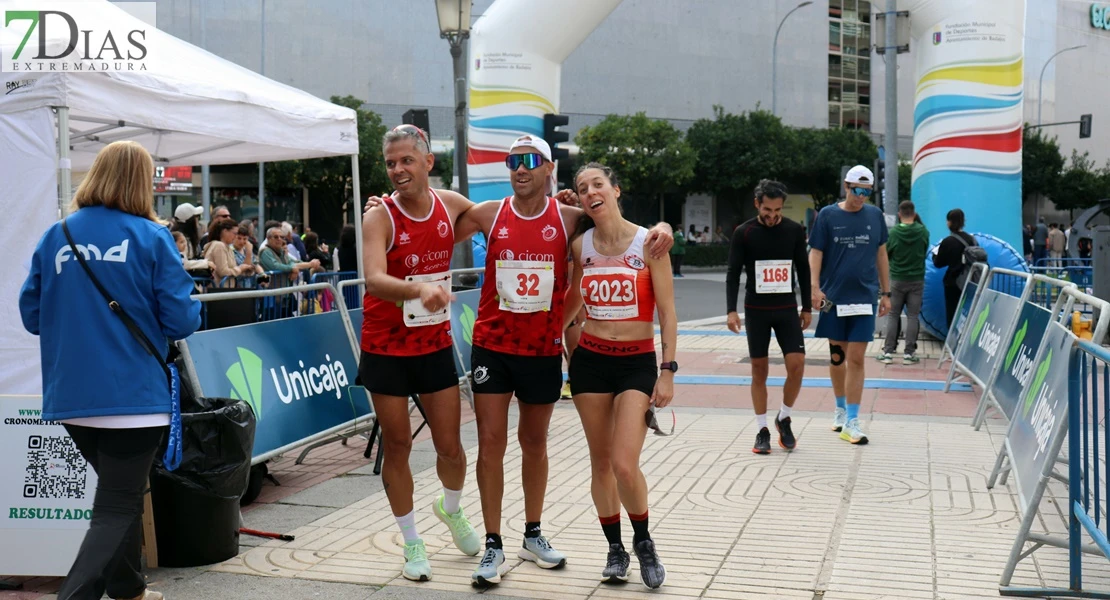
left=1022, top=128, right=1064, bottom=203
left=1054, top=150, right=1109, bottom=211
left=267, top=95, right=390, bottom=228
left=575, top=112, right=696, bottom=221
left=787, top=126, right=877, bottom=208
left=898, top=157, right=912, bottom=202
left=685, top=106, right=795, bottom=202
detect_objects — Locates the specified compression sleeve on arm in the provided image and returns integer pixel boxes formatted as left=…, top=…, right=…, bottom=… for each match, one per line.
left=725, top=225, right=745, bottom=313
left=795, top=229, right=812, bottom=312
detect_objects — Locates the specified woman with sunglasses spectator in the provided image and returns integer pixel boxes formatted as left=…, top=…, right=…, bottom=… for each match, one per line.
left=562, top=162, right=677, bottom=590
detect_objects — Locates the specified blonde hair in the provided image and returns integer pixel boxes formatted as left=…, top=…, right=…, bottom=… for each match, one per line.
left=70, top=141, right=158, bottom=222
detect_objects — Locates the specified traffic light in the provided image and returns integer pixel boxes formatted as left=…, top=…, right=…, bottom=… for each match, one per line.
left=874, top=158, right=886, bottom=206
left=543, top=113, right=570, bottom=162
left=1080, top=114, right=1092, bottom=139
left=402, top=108, right=430, bottom=138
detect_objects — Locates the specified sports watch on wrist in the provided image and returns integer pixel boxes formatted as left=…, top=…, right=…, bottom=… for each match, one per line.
left=880, top=291, right=892, bottom=297
left=660, top=361, right=679, bottom=373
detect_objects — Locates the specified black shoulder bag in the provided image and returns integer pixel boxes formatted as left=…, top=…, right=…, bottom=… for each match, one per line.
left=61, top=218, right=183, bottom=470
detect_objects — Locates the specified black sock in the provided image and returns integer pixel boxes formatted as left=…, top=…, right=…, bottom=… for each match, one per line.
left=629, top=510, right=650, bottom=545
left=524, top=521, right=542, bottom=538
left=485, top=532, right=502, bottom=550
left=599, top=514, right=622, bottom=548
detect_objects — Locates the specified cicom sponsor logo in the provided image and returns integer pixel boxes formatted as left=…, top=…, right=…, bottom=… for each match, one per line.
left=2, top=3, right=156, bottom=73
left=419, top=249, right=451, bottom=270
left=405, top=254, right=420, bottom=269
left=499, top=249, right=515, bottom=261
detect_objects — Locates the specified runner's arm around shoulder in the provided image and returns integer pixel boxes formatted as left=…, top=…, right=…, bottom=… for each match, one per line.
left=362, top=205, right=422, bottom=302
left=457, top=197, right=497, bottom=241
left=649, top=250, right=678, bottom=363
left=563, top=236, right=585, bottom=332
left=725, top=225, right=744, bottom=314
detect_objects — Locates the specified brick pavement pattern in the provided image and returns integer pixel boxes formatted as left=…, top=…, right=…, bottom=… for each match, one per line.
left=213, top=408, right=1110, bottom=599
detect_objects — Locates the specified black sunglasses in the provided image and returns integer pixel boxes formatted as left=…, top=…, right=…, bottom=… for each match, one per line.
left=645, top=405, right=675, bottom=437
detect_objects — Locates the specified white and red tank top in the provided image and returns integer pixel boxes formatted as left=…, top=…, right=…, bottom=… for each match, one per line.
left=361, top=191, right=454, bottom=356
left=472, top=196, right=569, bottom=357
left=580, top=227, right=655, bottom=323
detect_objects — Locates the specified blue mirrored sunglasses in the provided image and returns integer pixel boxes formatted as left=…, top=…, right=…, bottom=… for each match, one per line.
left=850, top=186, right=873, bottom=198
left=506, top=153, right=546, bottom=170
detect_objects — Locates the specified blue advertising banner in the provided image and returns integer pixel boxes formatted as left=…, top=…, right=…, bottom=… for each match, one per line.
left=992, top=302, right=1053, bottom=419
left=1007, top=321, right=1075, bottom=510
left=183, top=311, right=370, bottom=459
left=946, top=280, right=978, bottom=353
left=955, top=289, right=1021, bottom=385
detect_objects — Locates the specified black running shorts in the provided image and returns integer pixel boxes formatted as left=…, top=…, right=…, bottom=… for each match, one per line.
left=358, top=347, right=458, bottom=398
left=745, top=308, right=807, bottom=359
left=470, top=345, right=562, bottom=405
left=568, top=347, right=657, bottom=398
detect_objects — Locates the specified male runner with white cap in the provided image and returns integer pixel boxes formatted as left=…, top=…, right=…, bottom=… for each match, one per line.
left=808, top=165, right=891, bottom=445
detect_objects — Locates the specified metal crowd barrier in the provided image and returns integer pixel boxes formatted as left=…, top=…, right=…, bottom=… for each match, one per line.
left=179, top=282, right=374, bottom=467
left=989, top=287, right=1110, bottom=597
left=937, top=262, right=991, bottom=370
left=1068, top=338, right=1110, bottom=597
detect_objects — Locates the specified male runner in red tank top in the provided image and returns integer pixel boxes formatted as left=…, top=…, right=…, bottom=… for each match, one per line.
left=365, top=135, right=673, bottom=586
left=360, top=125, right=480, bottom=582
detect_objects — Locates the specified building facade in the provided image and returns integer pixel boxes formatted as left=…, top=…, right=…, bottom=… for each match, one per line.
left=152, top=0, right=1109, bottom=235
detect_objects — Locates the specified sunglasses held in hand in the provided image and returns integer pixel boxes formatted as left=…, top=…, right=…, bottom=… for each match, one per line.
left=645, top=405, right=675, bottom=437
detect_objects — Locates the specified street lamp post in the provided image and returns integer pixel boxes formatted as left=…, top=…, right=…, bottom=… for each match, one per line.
left=771, top=1, right=813, bottom=117
left=1038, top=44, right=1085, bottom=127
left=435, top=0, right=472, bottom=267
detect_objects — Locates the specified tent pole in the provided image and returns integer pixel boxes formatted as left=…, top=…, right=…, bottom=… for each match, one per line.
left=56, top=107, right=72, bottom=217
left=351, top=154, right=363, bottom=282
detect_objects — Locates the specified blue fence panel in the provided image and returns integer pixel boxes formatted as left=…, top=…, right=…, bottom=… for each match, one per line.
left=1068, top=340, right=1110, bottom=593
left=310, top=272, right=361, bottom=311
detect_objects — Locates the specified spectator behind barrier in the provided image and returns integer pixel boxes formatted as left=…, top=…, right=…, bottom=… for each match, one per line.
left=258, top=226, right=320, bottom=286
left=336, top=224, right=357, bottom=272
left=204, top=219, right=254, bottom=285
left=171, top=202, right=203, bottom=259
left=18, top=140, right=201, bottom=600
left=303, top=231, right=333, bottom=271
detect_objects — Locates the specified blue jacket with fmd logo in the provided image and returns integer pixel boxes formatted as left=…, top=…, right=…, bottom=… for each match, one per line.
left=19, top=206, right=201, bottom=421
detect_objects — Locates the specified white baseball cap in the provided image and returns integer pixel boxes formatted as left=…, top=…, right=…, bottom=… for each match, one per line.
left=508, top=135, right=557, bottom=195
left=174, top=202, right=203, bottom=222
left=509, top=135, right=553, bottom=162
left=845, top=165, right=875, bottom=185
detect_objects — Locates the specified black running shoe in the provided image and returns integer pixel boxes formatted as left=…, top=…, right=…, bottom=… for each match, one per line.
left=752, top=427, right=771, bottom=454
left=601, top=543, right=630, bottom=584
left=775, top=416, right=796, bottom=451
left=633, top=539, right=666, bottom=589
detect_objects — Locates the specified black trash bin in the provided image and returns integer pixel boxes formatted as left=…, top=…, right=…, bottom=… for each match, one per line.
left=150, top=395, right=256, bottom=567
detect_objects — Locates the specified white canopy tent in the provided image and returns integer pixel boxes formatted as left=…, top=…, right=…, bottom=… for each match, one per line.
left=1, top=0, right=365, bottom=398
left=0, top=0, right=365, bottom=577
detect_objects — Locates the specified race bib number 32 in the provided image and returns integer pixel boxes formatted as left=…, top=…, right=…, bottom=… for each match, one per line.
left=582, top=266, right=639, bottom=320
left=755, top=260, right=793, bottom=294
left=495, top=260, right=555, bottom=313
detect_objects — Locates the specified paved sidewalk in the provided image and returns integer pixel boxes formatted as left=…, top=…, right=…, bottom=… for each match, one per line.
left=7, top=325, right=1107, bottom=599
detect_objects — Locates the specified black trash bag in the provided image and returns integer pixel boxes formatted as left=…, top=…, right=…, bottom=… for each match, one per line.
left=149, top=356, right=258, bottom=566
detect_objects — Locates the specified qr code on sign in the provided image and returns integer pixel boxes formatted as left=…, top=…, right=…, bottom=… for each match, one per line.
left=24, top=435, right=88, bottom=499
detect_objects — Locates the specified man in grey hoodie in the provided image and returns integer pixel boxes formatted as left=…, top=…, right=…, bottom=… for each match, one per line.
left=877, top=201, right=929, bottom=365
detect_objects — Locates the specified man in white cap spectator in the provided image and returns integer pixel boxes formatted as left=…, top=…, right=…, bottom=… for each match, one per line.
left=808, top=165, right=891, bottom=446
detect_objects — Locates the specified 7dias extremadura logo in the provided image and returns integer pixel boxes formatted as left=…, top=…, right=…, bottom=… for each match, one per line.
left=2, top=5, right=153, bottom=72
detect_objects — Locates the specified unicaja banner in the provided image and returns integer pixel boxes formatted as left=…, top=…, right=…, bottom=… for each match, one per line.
left=910, top=0, right=1026, bottom=252
left=954, top=289, right=1022, bottom=386
left=181, top=311, right=370, bottom=460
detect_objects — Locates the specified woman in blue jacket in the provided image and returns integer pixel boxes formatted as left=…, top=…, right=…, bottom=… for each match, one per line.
left=19, top=141, right=201, bottom=600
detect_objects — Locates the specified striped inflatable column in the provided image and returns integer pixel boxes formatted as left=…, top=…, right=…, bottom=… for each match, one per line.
left=910, top=0, right=1026, bottom=251
left=465, top=0, right=623, bottom=264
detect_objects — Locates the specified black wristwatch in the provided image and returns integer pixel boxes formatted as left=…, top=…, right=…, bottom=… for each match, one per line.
left=660, top=361, right=679, bottom=373
left=880, top=292, right=892, bottom=298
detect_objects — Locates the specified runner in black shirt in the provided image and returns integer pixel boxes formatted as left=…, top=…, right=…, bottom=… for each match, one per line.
left=725, top=180, right=812, bottom=454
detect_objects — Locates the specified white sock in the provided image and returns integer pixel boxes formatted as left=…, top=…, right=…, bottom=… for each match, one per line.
left=755, top=413, right=768, bottom=430
left=442, top=487, right=462, bottom=514
left=396, top=510, right=420, bottom=543
left=779, top=405, right=793, bottom=421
